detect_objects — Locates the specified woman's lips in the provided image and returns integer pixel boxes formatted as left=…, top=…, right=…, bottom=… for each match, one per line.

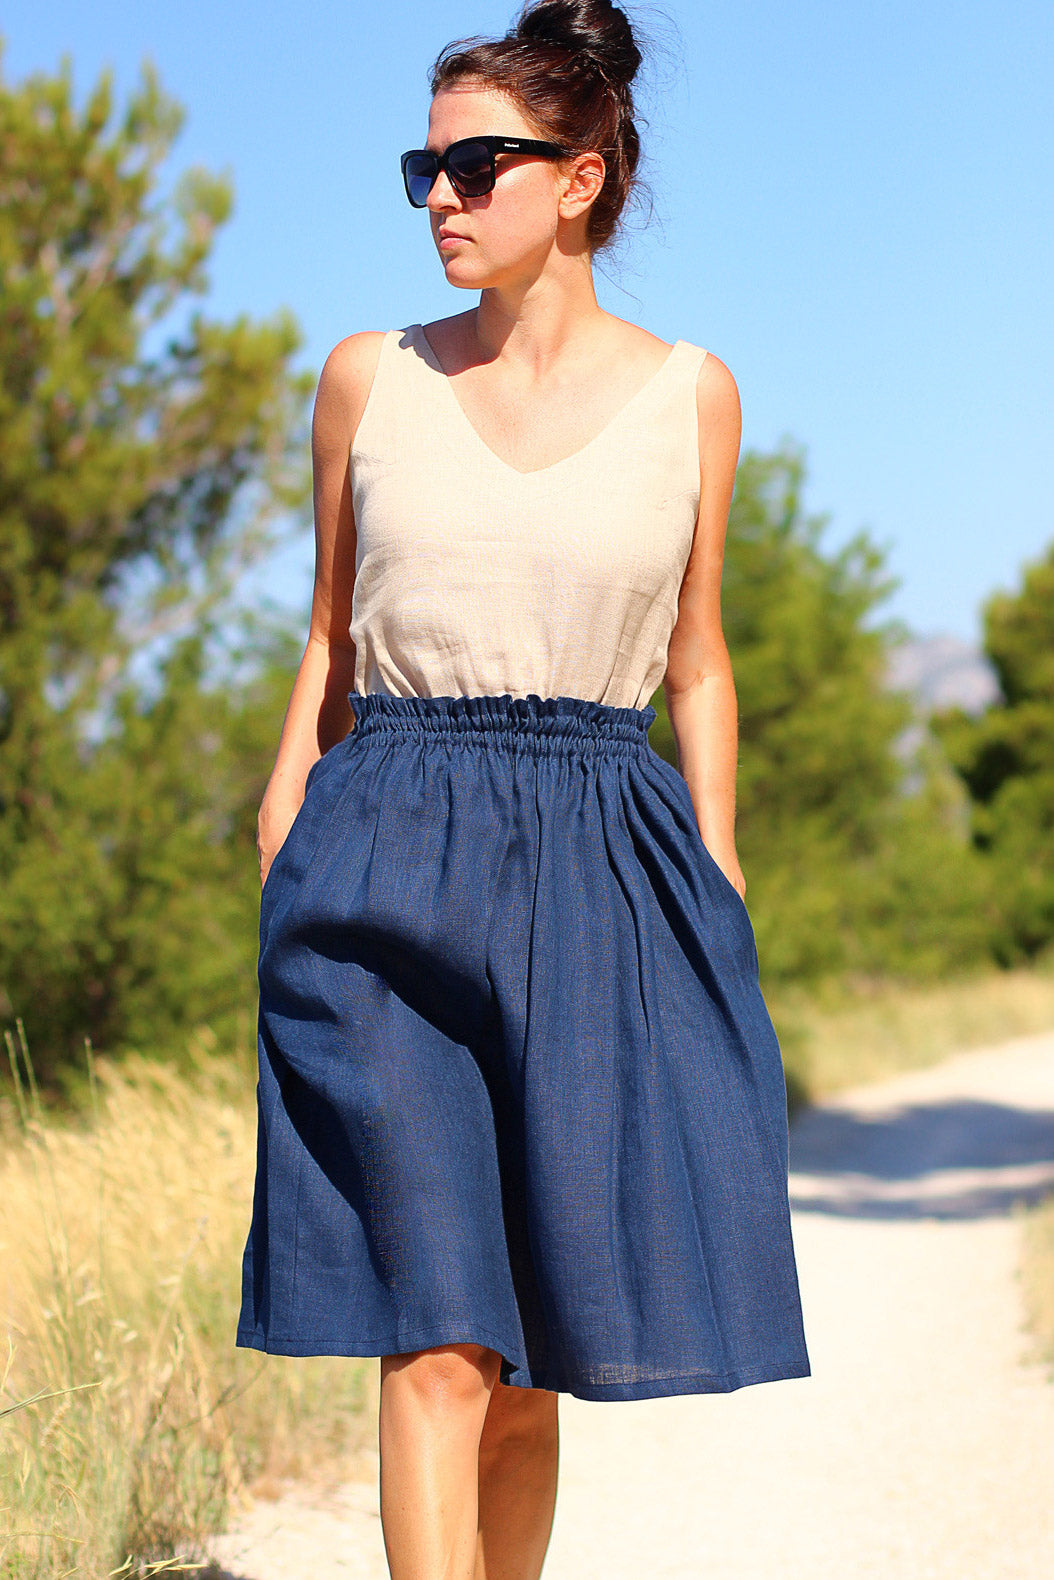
left=439, top=233, right=468, bottom=248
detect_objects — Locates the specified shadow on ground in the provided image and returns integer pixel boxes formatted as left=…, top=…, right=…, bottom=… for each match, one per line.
left=789, top=1098, right=1054, bottom=1220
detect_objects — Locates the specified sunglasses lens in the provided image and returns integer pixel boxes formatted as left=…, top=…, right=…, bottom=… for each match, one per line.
left=448, top=141, right=493, bottom=196
left=403, top=154, right=437, bottom=207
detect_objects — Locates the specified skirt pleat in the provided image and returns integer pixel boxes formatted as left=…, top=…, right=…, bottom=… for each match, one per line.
left=236, top=691, right=810, bottom=1401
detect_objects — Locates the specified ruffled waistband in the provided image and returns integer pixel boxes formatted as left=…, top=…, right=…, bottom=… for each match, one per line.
left=346, top=691, right=656, bottom=757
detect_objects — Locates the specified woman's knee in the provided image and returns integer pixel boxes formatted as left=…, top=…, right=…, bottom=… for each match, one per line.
left=479, top=1383, right=558, bottom=1459
left=381, top=1342, right=503, bottom=1411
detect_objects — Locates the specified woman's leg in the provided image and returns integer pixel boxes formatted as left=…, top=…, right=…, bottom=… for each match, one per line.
left=474, top=1383, right=559, bottom=1580
left=379, top=1342, right=502, bottom=1580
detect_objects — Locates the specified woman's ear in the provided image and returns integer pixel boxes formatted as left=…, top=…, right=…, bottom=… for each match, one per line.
left=557, top=152, right=606, bottom=223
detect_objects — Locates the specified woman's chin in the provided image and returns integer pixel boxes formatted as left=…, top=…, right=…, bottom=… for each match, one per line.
left=440, top=261, right=492, bottom=289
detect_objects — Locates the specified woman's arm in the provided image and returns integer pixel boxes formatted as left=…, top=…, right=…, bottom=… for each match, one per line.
left=662, top=351, right=745, bottom=897
left=256, top=331, right=385, bottom=886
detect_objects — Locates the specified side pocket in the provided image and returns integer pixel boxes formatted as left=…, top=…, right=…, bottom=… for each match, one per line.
left=258, top=735, right=355, bottom=940
left=660, top=757, right=750, bottom=914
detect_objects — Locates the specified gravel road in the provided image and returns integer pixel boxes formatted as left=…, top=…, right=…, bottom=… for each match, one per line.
left=204, top=1030, right=1054, bottom=1579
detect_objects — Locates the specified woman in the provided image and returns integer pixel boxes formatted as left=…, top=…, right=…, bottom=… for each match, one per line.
left=236, top=2, right=810, bottom=1576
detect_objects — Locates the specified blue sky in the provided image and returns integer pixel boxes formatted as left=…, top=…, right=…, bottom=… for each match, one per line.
left=4, top=0, right=1052, bottom=644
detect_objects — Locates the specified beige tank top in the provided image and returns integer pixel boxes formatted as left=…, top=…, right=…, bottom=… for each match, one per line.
left=348, top=323, right=708, bottom=709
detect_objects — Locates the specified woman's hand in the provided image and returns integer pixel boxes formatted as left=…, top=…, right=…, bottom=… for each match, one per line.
left=257, top=799, right=301, bottom=889
left=258, top=843, right=279, bottom=892
left=706, top=841, right=747, bottom=900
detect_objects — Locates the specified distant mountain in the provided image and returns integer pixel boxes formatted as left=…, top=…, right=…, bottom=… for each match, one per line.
left=885, top=633, right=1000, bottom=717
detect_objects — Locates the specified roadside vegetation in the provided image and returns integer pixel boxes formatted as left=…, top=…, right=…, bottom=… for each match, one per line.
left=1019, top=1192, right=1054, bottom=1380
left=768, top=954, right=1054, bottom=1103
left=0, top=1024, right=374, bottom=1578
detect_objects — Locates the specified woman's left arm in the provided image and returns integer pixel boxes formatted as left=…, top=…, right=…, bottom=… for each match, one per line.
left=662, top=352, right=745, bottom=897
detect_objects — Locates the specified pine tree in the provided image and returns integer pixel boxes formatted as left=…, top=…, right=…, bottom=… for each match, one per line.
left=0, top=43, right=312, bottom=1083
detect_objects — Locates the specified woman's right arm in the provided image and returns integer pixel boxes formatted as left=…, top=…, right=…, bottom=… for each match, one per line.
left=256, top=331, right=386, bottom=887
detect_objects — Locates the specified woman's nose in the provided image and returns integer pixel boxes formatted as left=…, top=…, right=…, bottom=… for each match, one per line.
left=426, top=169, right=461, bottom=212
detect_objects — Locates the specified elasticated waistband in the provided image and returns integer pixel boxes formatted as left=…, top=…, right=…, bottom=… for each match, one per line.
left=347, top=691, right=657, bottom=758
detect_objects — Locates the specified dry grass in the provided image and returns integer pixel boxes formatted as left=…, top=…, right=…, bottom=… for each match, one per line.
left=769, top=958, right=1054, bottom=1103
left=0, top=1023, right=373, bottom=1580
left=1018, top=1192, right=1054, bottom=1381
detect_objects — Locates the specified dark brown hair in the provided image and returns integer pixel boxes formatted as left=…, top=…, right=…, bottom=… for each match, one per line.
left=429, top=0, right=651, bottom=255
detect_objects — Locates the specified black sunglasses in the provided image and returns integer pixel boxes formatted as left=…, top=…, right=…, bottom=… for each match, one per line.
left=400, top=135, right=570, bottom=207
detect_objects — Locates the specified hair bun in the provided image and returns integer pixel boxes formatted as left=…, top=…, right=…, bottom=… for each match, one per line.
left=514, top=0, right=642, bottom=89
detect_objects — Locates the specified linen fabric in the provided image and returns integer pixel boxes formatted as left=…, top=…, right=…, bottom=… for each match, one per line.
left=236, top=692, right=811, bottom=1401
left=347, top=324, right=707, bottom=709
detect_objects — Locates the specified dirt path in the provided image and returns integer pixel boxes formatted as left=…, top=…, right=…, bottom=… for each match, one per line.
left=205, top=1031, right=1054, bottom=1579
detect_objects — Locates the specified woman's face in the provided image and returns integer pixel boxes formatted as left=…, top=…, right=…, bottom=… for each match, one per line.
left=420, top=84, right=573, bottom=289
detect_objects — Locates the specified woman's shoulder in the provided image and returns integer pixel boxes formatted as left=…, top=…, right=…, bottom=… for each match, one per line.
left=595, top=319, right=741, bottom=450
left=314, top=331, right=391, bottom=432
left=610, top=315, right=732, bottom=389
left=692, top=346, right=737, bottom=402
left=642, top=323, right=738, bottom=431
left=320, top=330, right=390, bottom=390
left=633, top=318, right=739, bottom=452
left=691, top=348, right=741, bottom=458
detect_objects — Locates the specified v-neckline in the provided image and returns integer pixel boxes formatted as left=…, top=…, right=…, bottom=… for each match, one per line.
left=409, top=322, right=687, bottom=479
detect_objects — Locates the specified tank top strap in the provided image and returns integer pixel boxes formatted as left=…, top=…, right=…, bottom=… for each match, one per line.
left=672, top=338, right=710, bottom=387
left=657, top=338, right=708, bottom=498
left=350, top=327, right=416, bottom=464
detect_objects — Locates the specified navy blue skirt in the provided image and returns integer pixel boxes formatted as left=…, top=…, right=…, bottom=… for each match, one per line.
left=235, top=692, right=810, bottom=1401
